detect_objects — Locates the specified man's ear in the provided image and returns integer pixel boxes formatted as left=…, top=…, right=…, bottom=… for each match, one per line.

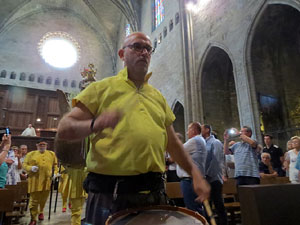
left=118, top=49, right=125, bottom=61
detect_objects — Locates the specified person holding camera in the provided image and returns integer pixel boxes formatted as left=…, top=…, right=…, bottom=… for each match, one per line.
left=224, top=126, right=260, bottom=185
left=0, top=134, right=11, bottom=188
left=23, top=140, right=59, bottom=225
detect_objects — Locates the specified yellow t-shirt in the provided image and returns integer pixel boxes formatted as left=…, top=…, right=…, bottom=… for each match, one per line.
left=73, top=67, right=175, bottom=175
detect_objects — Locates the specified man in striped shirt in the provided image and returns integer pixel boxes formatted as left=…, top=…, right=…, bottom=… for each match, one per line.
left=224, top=126, right=260, bottom=185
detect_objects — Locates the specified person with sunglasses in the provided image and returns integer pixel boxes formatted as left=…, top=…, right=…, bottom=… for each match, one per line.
left=57, top=32, right=210, bottom=225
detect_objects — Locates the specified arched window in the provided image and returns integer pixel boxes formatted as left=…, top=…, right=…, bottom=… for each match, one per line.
left=54, top=78, right=60, bottom=86
left=158, top=33, right=162, bottom=44
left=19, top=72, right=26, bottom=81
left=71, top=80, right=76, bottom=88
left=37, top=75, right=44, bottom=83
left=63, top=79, right=68, bottom=87
left=175, top=12, right=180, bottom=25
left=28, top=74, right=35, bottom=82
left=46, top=76, right=52, bottom=85
left=163, top=26, right=167, bottom=38
left=10, top=72, right=16, bottom=79
left=169, top=19, right=174, bottom=31
left=152, top=0, right=165, bottom=31
left=0, top=70, right=7, bottom=78
left=154, top=38, right=158, bottom=50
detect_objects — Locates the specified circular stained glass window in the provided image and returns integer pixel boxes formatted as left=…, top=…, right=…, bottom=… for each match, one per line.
left=38, top=32, right=80, bottom=68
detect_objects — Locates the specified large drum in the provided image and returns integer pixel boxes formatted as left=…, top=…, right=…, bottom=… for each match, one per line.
left=54, top=135, right=86, bottom=167
left=105, top=205, right=208, bottom=225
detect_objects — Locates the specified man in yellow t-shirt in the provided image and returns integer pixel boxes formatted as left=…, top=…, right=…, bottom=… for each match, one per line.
left=57, top=32, right=210, bottom=225
left=23, top=141, right=58, bottom=225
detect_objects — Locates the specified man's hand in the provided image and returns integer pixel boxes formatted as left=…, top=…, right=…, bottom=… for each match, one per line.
left=31, top=166, right=39, bottom=172
left=223, top=130, right=230, bottom=142
left=52, top=173, right=61, bottom=181
left=1, top=134, right=11, bottom=151
left=191, top=168, right=211, bottom=202
left=92, top=111, right=122, bottom=132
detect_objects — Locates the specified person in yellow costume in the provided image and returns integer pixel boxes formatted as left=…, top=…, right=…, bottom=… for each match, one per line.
left=23, top=141, right=58, bottom=225
left=58, top=165, right=70, bottom=212
left=63, top=166, right=87, bottom=225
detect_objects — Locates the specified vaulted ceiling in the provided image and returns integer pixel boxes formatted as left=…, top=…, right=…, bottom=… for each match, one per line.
left=0, top=0, right=141, bottom=79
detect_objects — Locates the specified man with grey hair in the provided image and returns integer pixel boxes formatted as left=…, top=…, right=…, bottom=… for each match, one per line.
left=202, top=124, right=227, bottom=225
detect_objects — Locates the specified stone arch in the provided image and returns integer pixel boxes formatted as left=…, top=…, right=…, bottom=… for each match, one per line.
left=172, top=100, right=185, bottom=141
left=54, top=78, right=60, bottom=86
left=0, top=70, right=7, bottom=78
left=175, top=12, right=179, bottom=25
left=10, top=72, right=16, bottom=79
left=46, top=76, right=52, bottom=85
left=199, top=45, right=240, bottom=137
left=71, top=80, right=77, bottom=88
left=63, top=79, right=68, bottom=87
left=28, top=74, right=35, bottom=82
left=37, top=75, right=44, bottom=83
left=19, top=72, right=26, bottom=81
left=246, top=3, right=300, bottom=146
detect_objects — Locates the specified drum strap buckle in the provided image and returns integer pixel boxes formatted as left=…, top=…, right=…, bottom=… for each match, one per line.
left=113, top=179, right=124, bottom=201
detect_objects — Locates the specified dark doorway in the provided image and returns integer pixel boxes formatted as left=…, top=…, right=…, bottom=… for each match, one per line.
left=201, top=47, right=240, bottom=138
left=250, top=4, right=300, bottom=146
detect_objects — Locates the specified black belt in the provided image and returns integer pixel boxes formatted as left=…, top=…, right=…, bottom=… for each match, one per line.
left=83, top=172, right=164, bottom=194
left=180, top=177, right=192, bottom=181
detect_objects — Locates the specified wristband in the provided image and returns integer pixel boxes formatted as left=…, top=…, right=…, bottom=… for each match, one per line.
left=90, top=118, right=96, bottom=132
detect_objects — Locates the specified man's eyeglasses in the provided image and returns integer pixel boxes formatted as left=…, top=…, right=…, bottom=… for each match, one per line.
left=123, top=43, right=155, bottom=55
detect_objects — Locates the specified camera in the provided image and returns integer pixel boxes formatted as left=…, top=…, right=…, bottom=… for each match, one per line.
left=0, top=127, right=11, bottom=138
left=227, top=128, right=241, bottom=139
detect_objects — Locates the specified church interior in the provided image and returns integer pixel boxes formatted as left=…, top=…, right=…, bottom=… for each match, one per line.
left=0, top=0, right=300, bottom=224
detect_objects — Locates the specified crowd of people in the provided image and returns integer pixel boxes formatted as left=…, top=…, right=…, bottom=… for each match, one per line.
left=165, top=124, right=300, bottom=224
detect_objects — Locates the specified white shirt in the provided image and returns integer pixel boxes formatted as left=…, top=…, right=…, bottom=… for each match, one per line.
left=176, top=135, right=207, bottom=178
left=21, top=127, right=36, bottom=136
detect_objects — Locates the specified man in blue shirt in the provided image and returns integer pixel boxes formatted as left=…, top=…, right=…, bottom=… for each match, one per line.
left=202, top=124, right=227, bottom=225
left=224, top=126, right=260, bottom=185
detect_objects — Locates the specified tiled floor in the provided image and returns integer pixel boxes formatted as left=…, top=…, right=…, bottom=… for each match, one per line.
left=17, top=192, right=86, bottom=225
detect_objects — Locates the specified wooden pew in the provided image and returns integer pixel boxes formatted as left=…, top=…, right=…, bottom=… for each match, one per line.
left=4, top=184, right=26, bottom=223
left=260, top=176, right=290, bottom=185
left=239, top=183, right=300, bottom=225
left=222, top=178, right=241, bottom=224
left=0, top=188, right=15, bottom=225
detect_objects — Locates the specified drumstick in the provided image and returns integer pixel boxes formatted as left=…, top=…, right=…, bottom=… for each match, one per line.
left=203, top=199, right=217, bottom=225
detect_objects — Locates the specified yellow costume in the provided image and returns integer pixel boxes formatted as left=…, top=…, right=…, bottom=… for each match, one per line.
left=58, top=166, right=70, bottom=210
left=23, top=149, right=58, bottom=221
left=59, top=166, right=87, bottom=225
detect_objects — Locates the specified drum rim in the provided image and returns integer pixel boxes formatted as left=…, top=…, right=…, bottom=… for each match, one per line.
left=105, top=205, right=207, bottom=225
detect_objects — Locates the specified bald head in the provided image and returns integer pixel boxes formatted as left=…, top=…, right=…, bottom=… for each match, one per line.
left=122, top=32, right=151, bottom=48
left=118, top=32, right=153, bottom=88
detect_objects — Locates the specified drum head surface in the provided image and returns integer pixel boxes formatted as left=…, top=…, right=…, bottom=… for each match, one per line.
left=107, top=207, right=205, bottom=225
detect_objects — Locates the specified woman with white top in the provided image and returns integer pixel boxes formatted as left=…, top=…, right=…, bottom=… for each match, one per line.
left=284, top=136, right=300, bottom=183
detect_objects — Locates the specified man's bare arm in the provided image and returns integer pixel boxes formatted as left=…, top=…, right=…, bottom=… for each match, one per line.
left=240, top=135, right=258, bottom=149
left=57, top=102, right=121, bottom=140
left=223, top=132, right=231, bottom=155
left=166, top=125, right=210, bottom=202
